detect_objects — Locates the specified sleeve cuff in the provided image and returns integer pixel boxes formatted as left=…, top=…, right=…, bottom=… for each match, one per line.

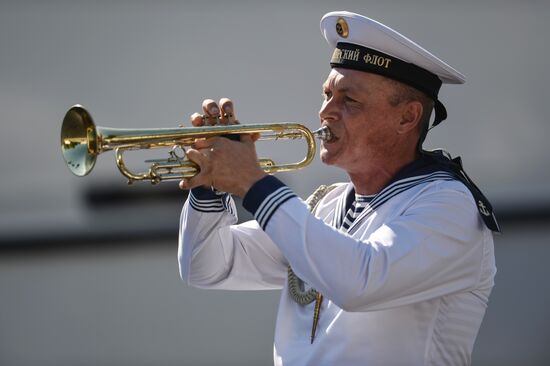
left=189, top=187, right=227, bottom=213
left=190, top=186, right=224, bottom=200
left=242, top=175, right=297, bottom=230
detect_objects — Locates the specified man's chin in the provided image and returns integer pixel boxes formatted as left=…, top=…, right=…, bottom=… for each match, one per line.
left=320, top=150, right=336, bottom=166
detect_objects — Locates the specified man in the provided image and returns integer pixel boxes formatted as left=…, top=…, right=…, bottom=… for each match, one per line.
left=178, top=11, right=498, bottom=365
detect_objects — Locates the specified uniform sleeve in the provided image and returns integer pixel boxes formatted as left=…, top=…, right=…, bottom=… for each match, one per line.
left=178, top=187, right=288, bottom=290
left=243, top=176, right=493, bottom=312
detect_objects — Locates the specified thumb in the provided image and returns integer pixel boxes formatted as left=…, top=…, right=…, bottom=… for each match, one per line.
left=178, top=149, right=211, bottom=190
left=179, top=169, right=211, bottom=190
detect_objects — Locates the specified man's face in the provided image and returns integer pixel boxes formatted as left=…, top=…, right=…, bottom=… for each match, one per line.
left=319, top=68, right=404, bottom=174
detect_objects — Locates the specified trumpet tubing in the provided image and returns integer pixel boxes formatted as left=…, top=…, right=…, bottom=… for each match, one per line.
left=60, top=105, right=330, bottom=185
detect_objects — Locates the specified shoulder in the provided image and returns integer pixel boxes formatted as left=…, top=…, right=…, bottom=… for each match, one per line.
left=422, top=178, right=473, bottom=200
left=421, top=179, right=476, bottom=207
left=404, top=179, right=486, bottom=233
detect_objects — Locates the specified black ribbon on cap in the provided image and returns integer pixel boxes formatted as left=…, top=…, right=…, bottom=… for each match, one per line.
left=432, top=100, right=447, bottom=128
left=330, top=42, right=448, bottom=127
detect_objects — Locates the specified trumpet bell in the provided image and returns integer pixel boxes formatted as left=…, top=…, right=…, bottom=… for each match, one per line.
left=60, top=105, right=98, bottom=177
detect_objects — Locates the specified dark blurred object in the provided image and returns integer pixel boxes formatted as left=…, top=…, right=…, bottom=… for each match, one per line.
left=83, top=181, right=184, bottom=208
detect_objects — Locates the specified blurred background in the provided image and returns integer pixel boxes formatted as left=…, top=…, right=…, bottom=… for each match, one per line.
left=1, top=0, right=549, bottom=365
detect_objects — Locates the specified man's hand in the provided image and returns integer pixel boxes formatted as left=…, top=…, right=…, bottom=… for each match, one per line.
left=178, top=98, right=267, bottom=197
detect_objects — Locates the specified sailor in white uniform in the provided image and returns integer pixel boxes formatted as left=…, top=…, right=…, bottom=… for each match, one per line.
left=178, top=11, right=499, bottom=366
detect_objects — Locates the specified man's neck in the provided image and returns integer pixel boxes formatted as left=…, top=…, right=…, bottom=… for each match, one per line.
left=348, top=153, right=419, bottom=195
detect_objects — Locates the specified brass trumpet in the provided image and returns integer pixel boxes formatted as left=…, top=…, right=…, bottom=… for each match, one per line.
left=60, top=105, right=331, bottom=184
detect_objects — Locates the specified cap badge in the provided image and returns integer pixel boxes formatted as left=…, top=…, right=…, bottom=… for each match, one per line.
left=336, top=17, right=349, bottom=38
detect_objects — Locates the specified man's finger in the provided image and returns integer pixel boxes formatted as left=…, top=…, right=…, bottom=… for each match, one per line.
left=193, top=137, right=217, bottom=150
left=179, top=173, right=210, bottom=190
left=239, top=134, right=254, bottom=144
left=202, top=99, right=221, bottom=125
left=179, top=148, right=211, bottom=189
left=219, top=98, right=238, bottom=125
left=185, top=148, right=209, bottom=166
left=190, top=112, right=205, bottom=127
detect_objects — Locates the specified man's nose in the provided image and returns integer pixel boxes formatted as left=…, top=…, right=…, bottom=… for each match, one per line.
left=319, top=98, right=339, bottom=121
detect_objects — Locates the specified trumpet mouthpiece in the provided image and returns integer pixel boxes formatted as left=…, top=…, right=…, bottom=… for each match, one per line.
left=313, top=126, right=333, bottom=142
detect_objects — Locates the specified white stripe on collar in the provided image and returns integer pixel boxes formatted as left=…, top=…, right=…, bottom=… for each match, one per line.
left=332, top=171, right=456, bottom=233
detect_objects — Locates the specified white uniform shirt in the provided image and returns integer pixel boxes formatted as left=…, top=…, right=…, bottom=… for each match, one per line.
left=178, top=166, right=496, bottom=365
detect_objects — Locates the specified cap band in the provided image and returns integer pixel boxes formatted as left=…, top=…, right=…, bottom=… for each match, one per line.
left=331, top=42, right=447, bottom=127
left=331, top=42, right=443, bottom=99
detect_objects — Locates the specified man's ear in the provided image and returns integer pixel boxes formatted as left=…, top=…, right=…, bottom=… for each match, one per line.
left=397, top=100, right=423, bottom=134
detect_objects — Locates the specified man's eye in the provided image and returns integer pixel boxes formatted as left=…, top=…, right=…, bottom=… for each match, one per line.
left=323, top=91, right=332, bottom=100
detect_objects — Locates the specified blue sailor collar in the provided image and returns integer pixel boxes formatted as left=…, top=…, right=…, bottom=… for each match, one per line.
left=334, top=150, right=500, bottom=233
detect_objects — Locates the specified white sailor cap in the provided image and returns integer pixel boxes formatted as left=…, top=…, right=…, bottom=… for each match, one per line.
left=320, top=11, right=465, bottom=127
